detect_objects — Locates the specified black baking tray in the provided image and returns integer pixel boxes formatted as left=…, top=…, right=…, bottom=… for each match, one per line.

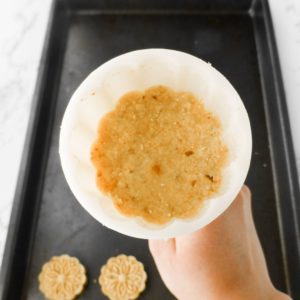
left=1, top=0, right=300, bottom=299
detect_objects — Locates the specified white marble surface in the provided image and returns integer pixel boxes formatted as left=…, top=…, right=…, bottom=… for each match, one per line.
left=0, top=0, right=299, bottom=265
left=0, top=0, right=52, bottom=260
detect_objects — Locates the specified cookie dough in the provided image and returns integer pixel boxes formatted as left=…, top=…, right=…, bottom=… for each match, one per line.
left=91, top=85, right=228, bottom=224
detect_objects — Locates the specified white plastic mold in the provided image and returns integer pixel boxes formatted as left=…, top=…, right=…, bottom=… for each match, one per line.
left=59, top=49, right=252, bottom=239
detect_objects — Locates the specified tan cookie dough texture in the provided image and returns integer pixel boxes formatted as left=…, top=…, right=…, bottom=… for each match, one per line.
left=38, top=255, right=87, bottom=300
left=99, top=254, right=147, bottom=300
left=91, top=85, right=228, bottom=224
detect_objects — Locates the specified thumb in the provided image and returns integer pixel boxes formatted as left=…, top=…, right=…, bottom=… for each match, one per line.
left=175, top=185, right=252, bottom=251
left=148, top=238, right=176, bottom=259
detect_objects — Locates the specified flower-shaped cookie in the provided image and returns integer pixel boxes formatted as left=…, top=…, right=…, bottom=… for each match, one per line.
left=38, top=255, right=87, bottom=300
left=99, top=254, right=147, bottom=300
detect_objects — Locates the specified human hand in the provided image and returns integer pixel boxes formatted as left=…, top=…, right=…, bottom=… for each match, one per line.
left=149, top=186, right=291, bottom=300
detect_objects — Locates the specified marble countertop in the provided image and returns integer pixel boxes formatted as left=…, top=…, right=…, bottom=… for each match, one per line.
left=0, top=0, right=300, bottom=264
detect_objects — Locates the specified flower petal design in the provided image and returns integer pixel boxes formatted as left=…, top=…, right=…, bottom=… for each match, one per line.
left=38, top=255, right=87, bottom=300
left=99, top=254, right=147, bottom=300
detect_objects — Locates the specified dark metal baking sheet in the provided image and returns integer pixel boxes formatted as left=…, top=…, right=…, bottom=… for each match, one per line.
left=1, top=0, right=299, bottom=299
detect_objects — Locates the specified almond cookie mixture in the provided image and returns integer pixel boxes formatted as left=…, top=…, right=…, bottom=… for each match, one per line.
left=91, top=85, right=228, bottom=224
left=38, top=255, right=87, bottom=300
left=99, top=254, right=147, bottom=300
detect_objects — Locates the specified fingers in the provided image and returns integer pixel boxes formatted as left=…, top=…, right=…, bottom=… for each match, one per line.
left=215, top=184, right=252, bottom=223
left=149, top=185, right=252, bottom=257
left=148, top=239, right=176, bottom=267
left=240, top=184, right=253, bottom=216
left=226, top=184, right=251, bottom=213
left=148, top=239, right=177, bottom=297
left=240, top=184, right=252, bottom=210
left=241, top=184, right=251, bottom=198
left=175, top=185, right=253, bottom=247
left=149, top=238, right=176, bottom=256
